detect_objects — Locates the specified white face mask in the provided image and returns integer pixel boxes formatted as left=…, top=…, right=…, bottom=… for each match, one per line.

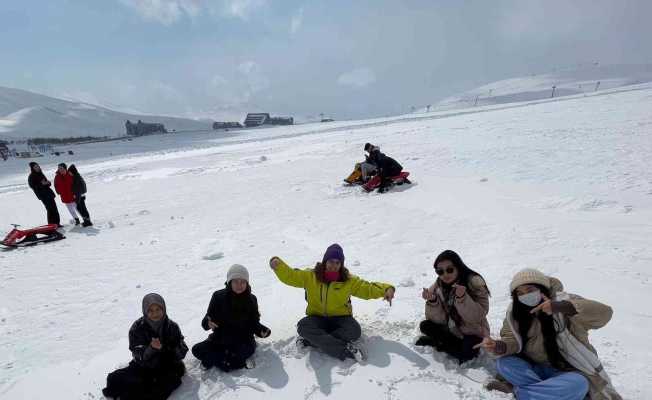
left=518, top=290, right=542, bottom=307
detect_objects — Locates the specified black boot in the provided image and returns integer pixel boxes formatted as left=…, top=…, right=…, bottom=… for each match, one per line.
left=82, top=219, right=93, bottom=227
left=74, top=218, right=80, bottom=225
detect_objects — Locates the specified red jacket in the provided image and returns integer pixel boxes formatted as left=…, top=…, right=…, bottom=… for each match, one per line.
left=54, top=172, right=75, bottom=203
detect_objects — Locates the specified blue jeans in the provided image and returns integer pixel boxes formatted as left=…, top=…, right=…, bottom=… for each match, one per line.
left=496, top=356, right=589, bottom=400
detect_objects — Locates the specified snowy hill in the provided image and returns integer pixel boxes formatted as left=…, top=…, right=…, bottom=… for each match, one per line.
left=435, top=63, right=652, bottom=110
left=1, top=83, right=652, bottom=399
left=0, top=86, right=212, bottom=140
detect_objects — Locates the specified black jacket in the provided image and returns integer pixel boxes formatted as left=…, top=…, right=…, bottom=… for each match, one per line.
left=28, top=172, right=55, bottom=200
left=369, top=150, right=402, bottom=173
left=128, top=316, right=188, bottom=369
left=71, top=174, right=87, bottom=198
left=201, top=287, right=270, bottom=346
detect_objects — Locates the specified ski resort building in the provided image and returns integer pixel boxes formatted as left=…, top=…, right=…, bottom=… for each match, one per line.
left=125, top=120, right=167, bottom=136
left=243, top=113, right=294, bottom=127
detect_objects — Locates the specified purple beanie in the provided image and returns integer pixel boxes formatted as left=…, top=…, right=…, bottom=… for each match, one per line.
left=322, top=243, right=345, bottom=264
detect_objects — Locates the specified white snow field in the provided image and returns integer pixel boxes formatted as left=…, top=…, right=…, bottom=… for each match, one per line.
left=1, top=82, right=651, bottom=400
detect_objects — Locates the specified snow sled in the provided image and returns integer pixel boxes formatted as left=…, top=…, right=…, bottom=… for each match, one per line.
left=362, top=172, right=411, bottom=192
left=1, top=224, right=65, bottom=248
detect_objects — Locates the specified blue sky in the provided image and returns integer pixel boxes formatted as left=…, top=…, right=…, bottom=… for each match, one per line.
left=2, top=0, right=651, bottom=121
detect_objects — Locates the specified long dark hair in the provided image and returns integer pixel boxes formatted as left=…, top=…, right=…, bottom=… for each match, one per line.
left=314, top=262, right=351, bottom=284
left=434, top=250, right=489, bottom=326
left=511, top=284, right=566, bottom=369
left=434, top=250, right=490, bottom=296
left=67, top=164, right=80, bottom=176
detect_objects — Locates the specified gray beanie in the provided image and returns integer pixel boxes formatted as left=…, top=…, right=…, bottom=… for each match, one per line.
left=227, top=264, right=249, bottom=283
left=142, top=293, right=166, bottom=316
left=510, top=268, right=551, bottom=293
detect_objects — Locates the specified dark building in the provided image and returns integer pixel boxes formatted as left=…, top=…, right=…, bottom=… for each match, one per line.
left=243, top=113, right=294, bottom=127
left=0, top=141, right=8, bottom=161
left=125, top=120, right=167, bottom=136
left=213, top=121, right=243, bottom=130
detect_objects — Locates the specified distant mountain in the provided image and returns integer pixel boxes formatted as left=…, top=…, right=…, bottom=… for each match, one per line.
left=0, top=86, right=212, bottom=140
left=433, top=63, right=652, bottom=110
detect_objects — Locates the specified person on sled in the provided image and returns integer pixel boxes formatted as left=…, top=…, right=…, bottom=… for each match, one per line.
left=344, top=143, right=380, bottom=184
left=367, top=147, right=404, bottom=193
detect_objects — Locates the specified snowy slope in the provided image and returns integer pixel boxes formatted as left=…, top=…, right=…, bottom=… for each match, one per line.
left=435, top=63, right=652, bottom=110
left=0, top=86, right=211, bottom=140
left=1, top=84, right=651, bottom=399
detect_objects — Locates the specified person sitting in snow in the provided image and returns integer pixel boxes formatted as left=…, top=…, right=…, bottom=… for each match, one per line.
left=27, top=162, right=61, bottom=226
left=366, top=146, right=404, bottom=193
left=344, top=143, right=380, bottom=184
left=67, top=164, right=93, bottom=227
left=102, top=293, right=188, bottom=400
left=54, top=163, right=80, bottom=225
left=477, top=268, right=622, bottom=400
left=416, top=250, right=490, bottom=364
left=269, top=243, right=395, bottom=362
left=192, top=264, right=271, bottom=371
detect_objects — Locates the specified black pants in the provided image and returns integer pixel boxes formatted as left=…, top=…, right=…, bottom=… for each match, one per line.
left=192, top=339, right=255, bottom=371
left=419, top=320, right=482, bottom=363
left=40, top=196, right=60, bottom=225
left=103, top=361, right=184, bottom=400
left=377, top=165, right=403, bottom=191
left=297, top=315, right=361, bottom=360
left=75, top=195, right=91, bottom=220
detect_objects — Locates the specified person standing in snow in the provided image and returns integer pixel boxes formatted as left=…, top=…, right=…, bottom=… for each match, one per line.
left=27, top=162, right=61, bottom=226
left=53, top=163, right=80, bottom=225
left=67, top=164, right=92, bottom=227
left=102, top=293, right=188, bottom=400
left=477, top=268, right=622, bottom=400
left=416, top=250, right=490, bottom=363
left=192, top=264, right=271, bottom=371
left=269, top=243, right=395, bottom=362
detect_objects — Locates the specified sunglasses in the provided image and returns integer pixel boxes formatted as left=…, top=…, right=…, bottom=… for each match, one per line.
left=435, top=267, right=456, bottom=276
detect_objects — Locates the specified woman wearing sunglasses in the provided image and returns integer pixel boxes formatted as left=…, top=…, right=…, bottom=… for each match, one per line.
left=416, top=250, right=491, bottom=363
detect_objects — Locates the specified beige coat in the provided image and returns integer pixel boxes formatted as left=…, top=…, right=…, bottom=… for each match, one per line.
left=499, top=277, right=622, bottom=400
left=424, top=275, right=490, bottom=338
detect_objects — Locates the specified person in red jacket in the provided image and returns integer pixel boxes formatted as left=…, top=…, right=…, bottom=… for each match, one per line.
left=54, top=163, right=79, bottom=225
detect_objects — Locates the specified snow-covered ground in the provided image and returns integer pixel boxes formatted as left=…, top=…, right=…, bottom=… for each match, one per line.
left=1, top=82, right=651, bottom=399
left=434, top=63, right=652, bottom=110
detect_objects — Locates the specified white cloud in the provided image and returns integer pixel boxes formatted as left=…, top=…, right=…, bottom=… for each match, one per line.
left=337, top=67, right=377, bottom=88
left=291, top=7, right=303, bottom=34
left=119, top=0, right=201, bottom=25
left=119, top=0, right=264, bottom=24
left=210, top=74, right=228, bottom=87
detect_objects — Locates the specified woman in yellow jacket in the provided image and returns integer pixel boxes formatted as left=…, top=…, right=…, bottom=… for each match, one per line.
left=269, top=243, right=395, bottom=362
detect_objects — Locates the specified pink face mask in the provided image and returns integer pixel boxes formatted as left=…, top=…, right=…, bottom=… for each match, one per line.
left=324, top=271, right=340, bottom=282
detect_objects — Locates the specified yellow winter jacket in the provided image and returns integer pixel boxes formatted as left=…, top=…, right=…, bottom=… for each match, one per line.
left=272, top=258, right=394, bottom=317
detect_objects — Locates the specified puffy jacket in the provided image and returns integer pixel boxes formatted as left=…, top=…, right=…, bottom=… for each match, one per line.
left=28, top=172, right=55, bottom=200
left=54, top=172, right=75, bottom=203
left=424, top=275, right=490, bottom=338
left=71, top=174, right=87, bottom=198
left=273, top=258, right=393, bottom=317
left=201, top=287, right=270, bottom=346
left=128, top=316, right=188, bottom=370
left=498, top=277, right=622, bottom=400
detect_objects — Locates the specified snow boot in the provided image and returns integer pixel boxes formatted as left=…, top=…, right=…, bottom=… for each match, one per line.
left=486, top=378, right=513, bottom=394
left=74, top=218, right=80, bottom=226
left=345, top=341, right=367, bottom=363
left=415, top=335, right=436, bottom=347
left=82, top=219, right=93, bottom=227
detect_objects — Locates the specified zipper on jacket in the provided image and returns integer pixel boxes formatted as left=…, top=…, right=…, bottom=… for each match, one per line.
left=323, top=283, right=329, bottom=317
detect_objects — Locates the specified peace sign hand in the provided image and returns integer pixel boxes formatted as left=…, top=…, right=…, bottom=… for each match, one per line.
left=473, top=337, right=497, bottom=353
left=530, top=295, right=552, bottom=315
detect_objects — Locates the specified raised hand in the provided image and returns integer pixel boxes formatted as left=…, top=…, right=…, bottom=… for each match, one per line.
left=453, top=284, right=466, bottom=298
left=384, top=287, right=396, bottom=306
left=151, top=338, right=162, bottom=350
left=421, top=287, right=436, bottom=301
left=269, top=257, right=280, bottom=270
left=530, top=294, right=552, bottom=315
left=473, top=337, right=497, bottom=353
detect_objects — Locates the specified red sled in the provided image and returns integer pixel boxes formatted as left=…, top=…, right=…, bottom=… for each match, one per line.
left=1, top=224, right=65, bottom=248
left=362, top=172, right=411, bottom=192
